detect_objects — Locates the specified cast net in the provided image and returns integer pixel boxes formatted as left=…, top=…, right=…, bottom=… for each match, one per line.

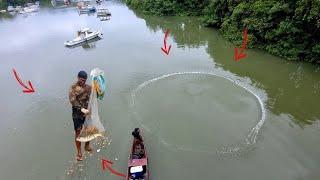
left=77, top=68, right=106, bottom=142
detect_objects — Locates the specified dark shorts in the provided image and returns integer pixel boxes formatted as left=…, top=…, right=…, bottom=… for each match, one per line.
left=72, top=107, right=85, bottom=131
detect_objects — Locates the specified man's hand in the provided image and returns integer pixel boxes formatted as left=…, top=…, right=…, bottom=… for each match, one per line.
left=81, top=108, right=90, bottom=114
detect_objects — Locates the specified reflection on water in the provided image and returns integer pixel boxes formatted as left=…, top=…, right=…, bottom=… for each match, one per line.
left=131, top=72, right=266, bottom=159
left=135, top=11, right=206, bottom=49
left=132, top=10, right=320, bottom=126
left=1, top=1, right=320, bottom=180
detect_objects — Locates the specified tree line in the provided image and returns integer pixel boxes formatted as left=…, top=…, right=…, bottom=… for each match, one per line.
left=126, top=0, right=320, bottom=63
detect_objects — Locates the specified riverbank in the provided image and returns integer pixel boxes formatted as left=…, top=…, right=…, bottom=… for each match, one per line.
left=1, top=1, right=320, bottom=179
left=126, top=0, right=320, bottom=64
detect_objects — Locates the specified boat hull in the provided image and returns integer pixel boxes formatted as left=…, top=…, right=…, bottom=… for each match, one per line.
left=64, top=31, right=102, bottom=47
left=78, top=6, right=96, bottom=14
left=126, top=129, right=149, bottom=180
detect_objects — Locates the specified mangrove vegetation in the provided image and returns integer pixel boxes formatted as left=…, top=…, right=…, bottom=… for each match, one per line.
left=126, top=0, right=320, bottom=63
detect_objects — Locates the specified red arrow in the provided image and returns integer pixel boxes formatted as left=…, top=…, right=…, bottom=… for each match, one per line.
left=102, top=158, right=126, bottom=178
left=161, top=29, right=172, bottom=55
left=234, top=28, right=248, bottom=61
left=13, top=69, right=35, bottom=93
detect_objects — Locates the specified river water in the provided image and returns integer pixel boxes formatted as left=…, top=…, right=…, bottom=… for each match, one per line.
left=0, top=1, right=320, bottom=180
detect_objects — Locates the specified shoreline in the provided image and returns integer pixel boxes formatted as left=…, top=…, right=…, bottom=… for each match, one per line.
left=125, top=0, right=320, bottom=64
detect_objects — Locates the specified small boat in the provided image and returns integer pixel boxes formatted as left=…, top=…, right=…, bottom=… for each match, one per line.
left=15, top=6, right=22, bottom=12
left=65, top=36, right=101, bottom=49
left=126, top=128, right=149, bottom=180
left=78, top=5, right=96, bottom=13
left=7, top=6, right=14, bottom=12
left=51, top=0, right=70, bottom=8
left=23, top=3, right=39, bottom=13
left=97, top=8, right=111, bottom=16
left=23, top=7, right=39, bottom=13
left=64, top=28, right=102, bottom=47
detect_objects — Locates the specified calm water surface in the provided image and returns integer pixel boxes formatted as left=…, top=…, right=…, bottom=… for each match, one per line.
left=0, top=1, right=320, bottom=180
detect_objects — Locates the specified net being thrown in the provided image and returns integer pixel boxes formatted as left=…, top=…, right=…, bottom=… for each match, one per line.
left=77, top=68, right=106, bottom=142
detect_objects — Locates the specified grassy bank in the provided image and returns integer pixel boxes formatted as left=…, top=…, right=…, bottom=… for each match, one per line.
left=126, top=0, right=320, bottom=63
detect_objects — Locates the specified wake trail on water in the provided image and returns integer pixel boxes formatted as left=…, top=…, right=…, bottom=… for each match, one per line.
left=130, top=72, right=266, bottom=157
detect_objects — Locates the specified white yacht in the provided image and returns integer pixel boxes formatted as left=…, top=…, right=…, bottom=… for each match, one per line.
left=64, top=28, right=102, bottom=47
left=78, top=5, right=96, bottom=14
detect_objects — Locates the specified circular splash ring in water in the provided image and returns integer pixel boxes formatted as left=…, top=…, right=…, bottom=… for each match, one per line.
left=131, top=72, right=266, bottom=155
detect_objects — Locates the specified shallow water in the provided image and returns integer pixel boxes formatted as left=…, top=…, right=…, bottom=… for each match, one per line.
left=0, top=1, right=320, bottom=179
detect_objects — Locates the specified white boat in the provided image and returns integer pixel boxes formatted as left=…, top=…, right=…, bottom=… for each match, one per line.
left=64, top=28, right=102, bottom=47
left=7, top=6, right=14, bottom=12
left=23, top=4, right=39, bottom=13
left=23, top=7, right=39, bottom=13
left=97, top=8, right=111, bottom=16
left=78, top=5, right=96, bottom=13
left=15, top=6, right=22, bottom=12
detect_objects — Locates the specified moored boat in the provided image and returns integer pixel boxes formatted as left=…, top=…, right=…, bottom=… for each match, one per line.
left=126, top=128, right=149, bottom=180
left=23, top=3, right=40, bottom=13
left=78, top=5, right=96, bottom=14
left=23, top=6, right=39, bottom=13
left=7, top=6, right=14, bottom=12
left=15, top=6, right=22, bottom=12
left=64, top=28, right=102, bottom=47
left=97, top=8, right=111, bottom=16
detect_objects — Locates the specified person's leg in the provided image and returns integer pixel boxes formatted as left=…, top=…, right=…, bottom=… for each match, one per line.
left=75, top=128, right=83, bottom=160
left=72, top=108, right=84, bottom=161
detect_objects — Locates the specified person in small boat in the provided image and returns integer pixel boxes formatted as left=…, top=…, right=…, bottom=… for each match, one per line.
left=69, top=70, right=93, bottom=161
left=132, top=128, right=145, bottom=159
left=130, top=128, right=147, bottom=179
left=132, top=128, right=142, bottom=142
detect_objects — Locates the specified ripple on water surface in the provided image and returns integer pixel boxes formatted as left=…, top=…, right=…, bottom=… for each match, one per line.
left=131, top=72, right=264, bottom=156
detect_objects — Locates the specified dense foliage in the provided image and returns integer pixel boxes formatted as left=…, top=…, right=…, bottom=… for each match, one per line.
left=203, top=0, right=320, bottom=62
left=0, top=0, right=7, bottom=9
left=126, top=0, right=320, bottom=63
left=1, top=0, right=40, bottom=9
left=125, top=0, right=209, bottom=16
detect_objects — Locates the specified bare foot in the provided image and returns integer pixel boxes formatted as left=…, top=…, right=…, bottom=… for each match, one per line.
left=76, top=154, right=83, bottom=161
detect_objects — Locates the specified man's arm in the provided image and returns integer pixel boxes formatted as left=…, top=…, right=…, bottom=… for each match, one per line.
left=69, top=86, right=78, bottom=107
